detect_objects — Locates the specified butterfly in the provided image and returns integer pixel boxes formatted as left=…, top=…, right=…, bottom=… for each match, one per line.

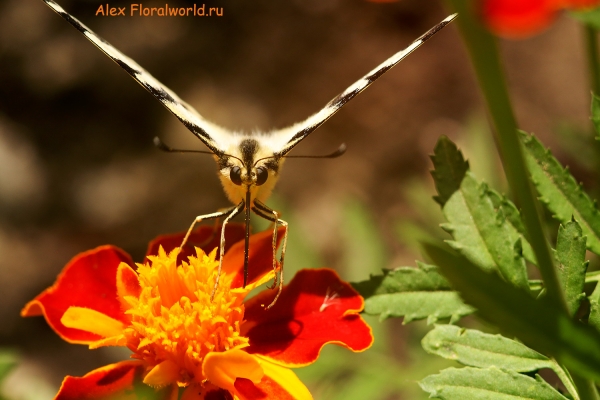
left=41, top=0, right=456, bottom=308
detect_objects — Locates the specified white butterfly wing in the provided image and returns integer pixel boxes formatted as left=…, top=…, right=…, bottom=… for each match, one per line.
left=42, top=0, right=232, bottom=156
left=268, top=13, right=458, bottom=157
left=43, top=0, right=456, bottom=161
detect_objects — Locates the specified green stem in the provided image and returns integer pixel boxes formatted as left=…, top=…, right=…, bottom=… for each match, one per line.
left=553, top=359, right=600, bottom=400
left=551, top=360, right=580, bottom=400
left=585, top=24, right=600, bottom=96
left=442, top=0, right=567, bottom=311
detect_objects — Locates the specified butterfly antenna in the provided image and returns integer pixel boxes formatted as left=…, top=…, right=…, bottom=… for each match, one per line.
left=254, top=143, right=347, bottom=166
left=154, top=136, right=216, bottom=155
left=284, top=143, right=347, bottom=159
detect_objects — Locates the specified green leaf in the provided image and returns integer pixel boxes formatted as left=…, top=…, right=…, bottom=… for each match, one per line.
left=422, top=326, right=580, bottom=399
left=593, top=93, right=600, bottom=139
left=423, top=243, right=600, bottom=381
left=442, top=171, right=529, bottom=289
left=422, top=325, right=552, bottom=372
left=419, top=367, right=568, bottom=400
left=588, top=282, right=600, bottom=330
left=352, top=263, right=475, bottom=324
left=554, top=220, right=588, bottom=316
left=486, top=189, right=536, bottom=264
left=521, top=131, right=600, bottom=255
left=430, top=135, right=469, bottom=207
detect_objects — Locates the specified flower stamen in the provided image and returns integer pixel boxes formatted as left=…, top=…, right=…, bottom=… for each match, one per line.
left=122, top=247, right=248, bottom=387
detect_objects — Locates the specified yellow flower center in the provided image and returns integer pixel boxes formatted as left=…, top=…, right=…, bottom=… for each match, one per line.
left=122, top=247, right=248, bottom=387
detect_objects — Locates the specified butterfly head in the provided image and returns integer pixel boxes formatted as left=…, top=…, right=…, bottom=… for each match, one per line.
left=216, top=137, right=283, bottom=205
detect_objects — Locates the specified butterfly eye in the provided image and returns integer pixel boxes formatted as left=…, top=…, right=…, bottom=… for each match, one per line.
left=230, top=166, right=242, bottom=185
left=256, top=166, right=268, bottom=186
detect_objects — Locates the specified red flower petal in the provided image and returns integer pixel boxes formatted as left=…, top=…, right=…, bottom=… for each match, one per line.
left=233, top=358, right=312, bottom=400
left=181, top=383, right=234, bottom=400
left=146, top=224, right=246, bottom=264
left=117, top=262, right=141, bottom=303
left=235, top=377, right=293, bottom=400
left=481, top=0, right=558, bottom=38
left=21, top=246, right=133, bottom=344
left=55, top=360, right=175, bottom=400
left=243, top=269, right=373, bottom=366
left=223, top=227, right=286, bottom=289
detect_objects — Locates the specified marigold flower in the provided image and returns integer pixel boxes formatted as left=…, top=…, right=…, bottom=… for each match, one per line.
left=21, top=225, right=373, bottom=400
left=481, top=0, right=600, bottom=38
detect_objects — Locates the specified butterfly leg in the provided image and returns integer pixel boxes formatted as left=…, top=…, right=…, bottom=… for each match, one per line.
left=211, top=201, right=245, bottom=300
left=252, top=200, right=288, bottom=309
left=192, top=208, right=232, bottom=250
left=181, top=207, right=236, bottom=249
left=250, top=203, right=280, bottom=287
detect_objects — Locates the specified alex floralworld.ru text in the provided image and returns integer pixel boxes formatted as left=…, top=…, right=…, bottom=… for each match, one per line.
left=95, top=4, right=223, bottom=17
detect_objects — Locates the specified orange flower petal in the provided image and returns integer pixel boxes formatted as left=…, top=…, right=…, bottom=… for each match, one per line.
left=21, top=246, right=134, bottom=344
left=243, top=269, right=373, bottom=367
left=481, top=0, right=558, bottom=38
left=223, top=227, right=286, bottom=288
left=143, top=359, right=181, bottom=387
left=146, top=224, right=246, bottom=264
left=89, top=335, right=127, bottom=349
left=234, top=357, right=312, bottom=400
left=54, top=360, right=173, bottom=400
left=61, top=307, right=125, bottom=338
left=202, top=349, right=263, bottom=393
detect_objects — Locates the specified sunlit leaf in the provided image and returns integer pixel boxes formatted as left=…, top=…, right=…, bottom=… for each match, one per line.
left=424, top=243, right=600, bottom=381
left=419, top=367, right=568, bottom=399
left=521, top=131, right=600, bottom=255
left=486, top=189, right=536, bottom=264
left=352, top=263, right=475, bottom=324
left=442, top=172, right=529, bottom=289
left=554, top=220, right=588, bottom=316
left=430, top=135, right=469, bottom=207
left=422, top=325, right=552, bottom=372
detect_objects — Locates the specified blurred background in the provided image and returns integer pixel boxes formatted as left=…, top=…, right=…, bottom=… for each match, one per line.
left=0, top=0, right=595, bottom=398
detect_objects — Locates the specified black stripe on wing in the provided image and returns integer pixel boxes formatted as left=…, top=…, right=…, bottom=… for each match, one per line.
left=41, top=0, right=226, bottom=156
left=275, top=13, right=457, bottom=157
